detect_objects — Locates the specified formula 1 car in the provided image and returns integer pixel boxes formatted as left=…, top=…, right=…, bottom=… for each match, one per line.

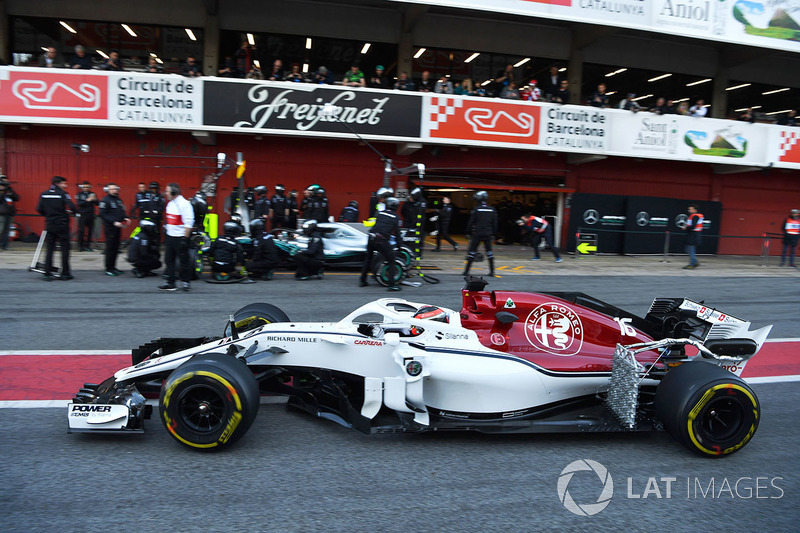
left=68, top=278, right=771, bottom=456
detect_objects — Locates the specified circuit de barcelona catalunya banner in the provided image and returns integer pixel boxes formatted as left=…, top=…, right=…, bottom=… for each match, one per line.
left=390, top=0, right=800, bottom=54
left=0, top=67, right=795, bottom=170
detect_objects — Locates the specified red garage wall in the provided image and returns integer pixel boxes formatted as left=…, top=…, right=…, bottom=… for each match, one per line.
left=4, top=125, right=799, bottom=255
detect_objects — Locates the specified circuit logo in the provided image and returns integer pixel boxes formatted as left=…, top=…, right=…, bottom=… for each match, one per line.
left=557, top=459, right=613, bottom=516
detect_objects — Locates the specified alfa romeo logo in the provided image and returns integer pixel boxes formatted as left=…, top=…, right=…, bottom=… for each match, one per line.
left=675, top=214, right=688, bottom=229
left=524, top=303, right=583, bottom=356
left=583, top=209, right=599, bottom=225
left=635, top=211, right=650, bottom=227
left=557, top=459, right=614, bottom=516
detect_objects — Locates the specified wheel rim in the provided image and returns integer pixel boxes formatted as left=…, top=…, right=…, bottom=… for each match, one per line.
left=177, top=384, right=227, bottom=433
left=698, top=397, right=745, bottom=442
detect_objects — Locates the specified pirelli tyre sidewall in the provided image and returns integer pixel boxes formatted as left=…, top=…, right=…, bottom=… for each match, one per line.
left=398, top=247, right=414, bottom=270
left=159, top=353, right=259, bottom=451
left=224, top=302, right=290, bottom=337
left=655, top=361, right=759, bottom=457
left=373, top=258, right=405, bottom=287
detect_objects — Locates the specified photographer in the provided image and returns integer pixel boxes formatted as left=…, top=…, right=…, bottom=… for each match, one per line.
left=0, top=174, right=19, bottom=251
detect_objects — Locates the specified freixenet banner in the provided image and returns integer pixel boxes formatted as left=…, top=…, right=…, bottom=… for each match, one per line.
left=389, top=0, right=800, bottom=53
left=203, top=80, right=422, bottom=138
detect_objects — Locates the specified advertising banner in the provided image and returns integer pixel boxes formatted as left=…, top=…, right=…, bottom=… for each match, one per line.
left=767, top=126, right=800, bottom=169
left=109, top=73, right=203, bottom=127
left=0, top=68, right=108, bottom=121
left=539, top=105, right=610, bottom=152
left=389, top=0, right=800, bottom=53
left=203, top=81, right=421, bottom=138
left=423, top=95, right=541, bottom=146
left=566, top=193, right=627, bottom=254
left=623, top=196, right=721, bottom=255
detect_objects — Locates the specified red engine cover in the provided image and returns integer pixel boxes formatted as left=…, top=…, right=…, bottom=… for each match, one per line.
left=460, top=290, right=657, bottom=373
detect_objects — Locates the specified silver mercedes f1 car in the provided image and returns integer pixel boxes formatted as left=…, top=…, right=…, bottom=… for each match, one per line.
left=68, top=278, right=771, bottom=456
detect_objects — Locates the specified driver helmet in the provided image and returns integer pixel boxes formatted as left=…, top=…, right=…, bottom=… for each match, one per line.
left=385, top=197, right=399, bottom=211
left=224, top=220, right=241, bottom=237
left=255, top=185, right=267, bottom=196
left=250, top=218, right=266, bottom=237
left=377, top=187, right=394, bottom=199
left=413, top=306, right=449, bottom=323
left=474, top=190, right=488, bottom=202
left=302, top=219, right=317, bottom=236
left=274, top=184, right=286, bottom=194
left=410, top=187, right=423, bottom=201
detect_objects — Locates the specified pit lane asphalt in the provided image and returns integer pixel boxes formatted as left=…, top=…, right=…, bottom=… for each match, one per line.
left=0, top=246, right=798, bottom=531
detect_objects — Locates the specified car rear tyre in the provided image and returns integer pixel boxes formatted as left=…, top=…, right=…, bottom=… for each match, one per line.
left=224, top=302, right=290, bottom=337
left=159, top=352, right=259, bottom=451
left=655, top=361, right=759, bottom=457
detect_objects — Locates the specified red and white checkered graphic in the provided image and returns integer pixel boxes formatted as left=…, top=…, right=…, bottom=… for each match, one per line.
left=778, top=130, right=800, bottom=163
left=429, top=97, right=463, bottom=131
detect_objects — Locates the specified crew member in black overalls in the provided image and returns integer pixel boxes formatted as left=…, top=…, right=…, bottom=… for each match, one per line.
left=270, top=184, right=288, bottom=229
left=99, top=183, right=130, bottom=276
left=142, top=181, right=165, bottom=243
left=338, top=201, right=359, bottom=222
left=36, top=176, right=76, bottom=280
left=209, top=221, right=245, bottom=280
left=306, top=187, right=329, bottom=223
left=247, top=218, right=280, bottom=280
left=130, top=182, right=150, bottom=221
left=294, top=219, right=325, bottom=280
left=128, top=219, right=162, bottom=277
left=463, top=191, right=498, bottom=277
left=76, top=181, right=98, bottom=251
left=433, top=196, right=458, bottom=252
left=253, top=185, right=270, bottom=224
left=360, top=197, right=402, bottom=291
left=287, top=190, right=299, bottom=229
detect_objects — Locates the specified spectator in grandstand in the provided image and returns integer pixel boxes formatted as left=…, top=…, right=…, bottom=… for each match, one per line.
left=589, top=83, right=609, bottom=108
left=285, top=62, right=307, bottom=82
left=99, top=50, right=124, bottom=71
left=675, top=101, right=690, bottom=115
left=618, top=93, right=642, bottom=112
left=493, top=64, right=516, bottom=96
left=522, top=79, right=541, bottom=101
left=267, top=59, right=284, bottom=81
left=218, top=55, right=236, bottom=77
left=454, top=78, right=476, bottom=96
left=311, top=66, right=334, bottom=84
left=69, top=44, right=92, bottom=69
left=394, top=71, right=416, bottom=91
left=650, top=97, right=669, bottom=115
left=180, top=56, right=201, bottom=77
left=777, top=110, right=797, bottom=126
left=146, top=57, right=164, bottom=74
left=235, top=41, right=253, bottom=78
left=500, top=81, right=521, bottom=100
left=689, top=99, right=708, bottom=117
left=550, top=79, right=570, bottom=104
left=541, top=65, right=563, bottom=100
left=343, top=63, right=366, bottom=87
left=38, top=46, right=61, bottom=68
left=367, top=65, right=388, bottom=89
left=434, top=75, right=454, bottom=94
left=738, top=108, right=756, bottom=123
left=246, top=65, right=264, bottom=79
left=417, top=71, right=435, bottom=93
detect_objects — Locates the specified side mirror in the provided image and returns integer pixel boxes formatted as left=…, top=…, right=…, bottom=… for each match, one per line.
left=495, top=311, right=519, bottom=324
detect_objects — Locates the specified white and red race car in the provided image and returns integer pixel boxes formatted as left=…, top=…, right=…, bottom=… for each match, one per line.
left=68, top=278, right=771, bottom=456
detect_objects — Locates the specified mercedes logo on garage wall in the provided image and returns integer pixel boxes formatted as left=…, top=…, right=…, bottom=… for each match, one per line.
left=675, top=214, right=688, bottom=229
left=583, top=209, right=599, bottom=225
left=635, top=211, right=650, bottom=227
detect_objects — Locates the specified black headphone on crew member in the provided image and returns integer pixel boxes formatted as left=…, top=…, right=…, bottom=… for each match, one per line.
left=385, top=197, right=400, bottom=211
